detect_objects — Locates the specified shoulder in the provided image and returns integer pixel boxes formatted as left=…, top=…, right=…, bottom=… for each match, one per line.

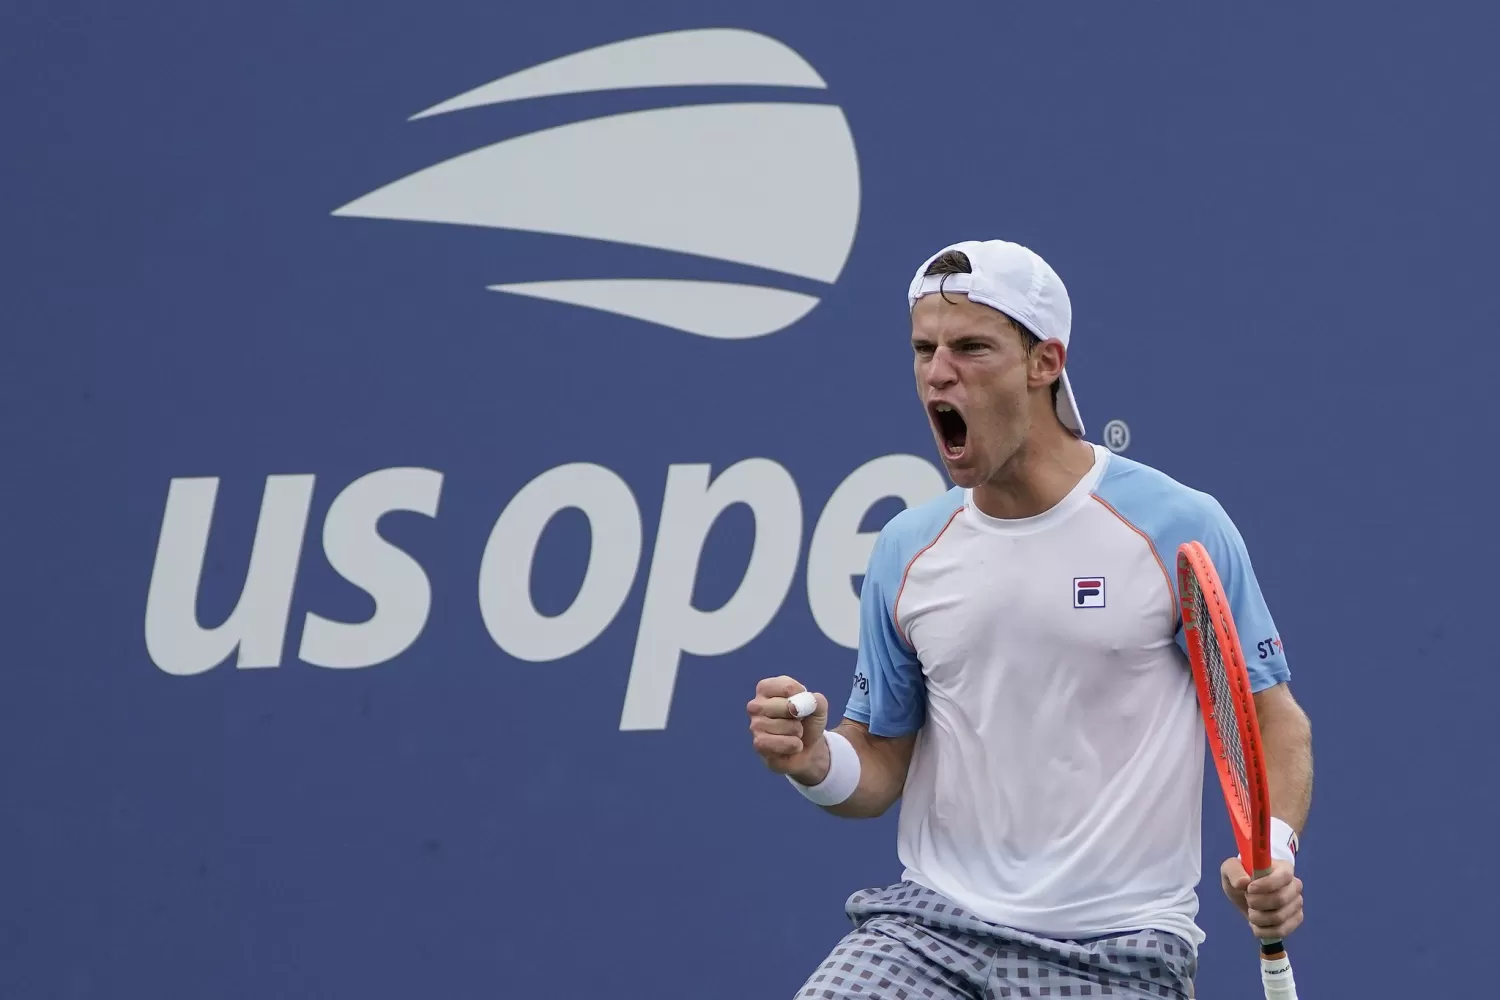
left=879, top=486, right=966, bottom=552
left=868, top=486, right=966, bottom=578
left=1091, top=452, right=1237, bottom=544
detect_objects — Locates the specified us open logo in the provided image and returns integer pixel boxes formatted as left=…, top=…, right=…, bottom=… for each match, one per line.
left=1073, top=577, right=1106, bottom=609
left=332, top=27, right=861, bottom=340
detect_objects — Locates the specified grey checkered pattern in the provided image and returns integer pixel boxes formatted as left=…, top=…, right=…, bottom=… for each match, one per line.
left=794, top=881, right=1196, bottom=1000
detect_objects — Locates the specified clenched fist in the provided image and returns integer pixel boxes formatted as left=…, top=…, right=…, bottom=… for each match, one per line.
left=747, top=675, right=830, bottom=785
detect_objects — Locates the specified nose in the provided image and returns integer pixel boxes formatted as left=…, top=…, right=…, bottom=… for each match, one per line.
left=924, top=346, right=958, bottom=390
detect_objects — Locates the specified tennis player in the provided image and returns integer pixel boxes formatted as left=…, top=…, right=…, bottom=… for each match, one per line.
left=747, top=240, right=1314, bottom=999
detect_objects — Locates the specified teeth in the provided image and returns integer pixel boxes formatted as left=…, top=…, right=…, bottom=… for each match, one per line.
left=935, top=403, right=954, bottom=412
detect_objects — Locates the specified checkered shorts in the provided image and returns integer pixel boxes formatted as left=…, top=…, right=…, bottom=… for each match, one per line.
left=795, top=881, right=1196, bottom=999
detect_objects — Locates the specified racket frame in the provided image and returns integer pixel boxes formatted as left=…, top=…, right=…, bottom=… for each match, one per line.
left=1177, top=540, right=1274, bottom=879
left=1178, top=542, right=1298, bottom=997
left=1177, top=538, right=1302, bottom=989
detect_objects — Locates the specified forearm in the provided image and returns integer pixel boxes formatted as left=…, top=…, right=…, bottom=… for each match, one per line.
left=791, top=721, right=913, bottom=819
left=1258, top=689, right=1314, bottom=833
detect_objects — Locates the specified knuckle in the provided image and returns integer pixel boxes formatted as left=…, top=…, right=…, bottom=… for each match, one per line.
left=758, top=733, right=798, bottom=755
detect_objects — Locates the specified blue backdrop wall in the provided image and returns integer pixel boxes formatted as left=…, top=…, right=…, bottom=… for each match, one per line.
left=4, top=2, right=1497, bottom=997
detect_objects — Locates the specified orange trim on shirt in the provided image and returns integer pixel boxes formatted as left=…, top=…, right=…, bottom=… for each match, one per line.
left=1089, top=494, right=1178, bottom=619
left=892, top=507, right=965, bottom=650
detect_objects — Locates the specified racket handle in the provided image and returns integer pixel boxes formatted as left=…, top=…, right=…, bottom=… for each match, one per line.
left=1260, top=945, right=1297, bottom=999
left=1251, top=869, right=1297, bottom=998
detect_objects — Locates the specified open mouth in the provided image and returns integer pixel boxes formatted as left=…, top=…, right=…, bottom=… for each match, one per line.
left=930, top=402, right=968, bottom=458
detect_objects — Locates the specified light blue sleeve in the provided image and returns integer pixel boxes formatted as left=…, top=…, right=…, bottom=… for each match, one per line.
left=1094, top=461, right=1290, bottom=692
left=842, top=495, right=961, bottom=736
left=1188, top=497, right=1290, bottom=692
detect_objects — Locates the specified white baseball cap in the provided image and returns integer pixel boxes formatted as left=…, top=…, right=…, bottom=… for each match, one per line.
left=906, top=239, right=1084, bottom=438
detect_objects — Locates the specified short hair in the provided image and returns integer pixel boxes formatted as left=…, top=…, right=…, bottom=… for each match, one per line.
left=923, top=250, right=1061, bottom=404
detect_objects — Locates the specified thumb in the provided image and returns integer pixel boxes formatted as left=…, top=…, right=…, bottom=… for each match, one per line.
left=1220, top=856, right=1250, bottom=890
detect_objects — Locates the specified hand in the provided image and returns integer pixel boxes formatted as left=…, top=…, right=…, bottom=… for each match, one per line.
left=1220, top=856, right=1304, bottom=941
left=746, top=675, right=829, bottom=784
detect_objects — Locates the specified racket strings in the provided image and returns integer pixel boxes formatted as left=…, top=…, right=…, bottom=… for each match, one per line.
left=1187, top=576, right=1252, bottom=812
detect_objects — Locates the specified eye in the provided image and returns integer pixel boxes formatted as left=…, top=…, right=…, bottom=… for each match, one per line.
left=912, top=341, right=935, bottom=357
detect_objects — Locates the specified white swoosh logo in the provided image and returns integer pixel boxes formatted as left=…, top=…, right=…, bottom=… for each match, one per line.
left=409, top=27, right=827, bottom=118
left=333, top=29, right=860, bottom=339
left=488, top=280, right=819, bottom=340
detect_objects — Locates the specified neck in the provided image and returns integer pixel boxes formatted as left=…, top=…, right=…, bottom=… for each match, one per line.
left=970, top=421, right=1097, bottom=520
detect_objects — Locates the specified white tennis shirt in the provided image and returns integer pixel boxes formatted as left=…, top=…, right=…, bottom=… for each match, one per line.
left=842, top=444, right=1289, bottom=948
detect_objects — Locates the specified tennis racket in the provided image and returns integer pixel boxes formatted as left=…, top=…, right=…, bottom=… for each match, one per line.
left=1177, top=540, right=1298, bottom=1000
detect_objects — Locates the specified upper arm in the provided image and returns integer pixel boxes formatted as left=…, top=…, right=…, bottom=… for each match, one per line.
left=1181, top=497, right=1291, bottom=693
left=835, top=717, right=919, bottom=774
left=1253, top=681, right=1309, bottom=729
left=842, top=529, right=926, bottom=738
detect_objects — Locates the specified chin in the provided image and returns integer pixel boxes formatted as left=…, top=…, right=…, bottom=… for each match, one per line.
left=940, top=458, right=984, bottom=489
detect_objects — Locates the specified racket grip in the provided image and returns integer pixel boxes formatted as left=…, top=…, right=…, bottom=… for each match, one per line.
left=1260, top=949, right=1297, bottom=999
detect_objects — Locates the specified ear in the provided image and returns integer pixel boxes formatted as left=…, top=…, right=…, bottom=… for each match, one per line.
left=1028, top=339, right=1067, bottom=390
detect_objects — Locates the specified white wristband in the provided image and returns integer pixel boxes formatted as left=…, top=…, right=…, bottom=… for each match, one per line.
left=1269, top=817, right=1299, bottom=867
left=787, top=730, right=861, bottom=806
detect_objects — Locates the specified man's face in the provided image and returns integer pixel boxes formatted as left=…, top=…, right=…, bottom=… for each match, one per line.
left=910, top=293, right=1040, bottom=489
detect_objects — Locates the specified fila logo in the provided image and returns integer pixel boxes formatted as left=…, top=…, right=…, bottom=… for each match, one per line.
left=1073, top=577, right=1106, bottom=609
left=332, top=28, right=861, bottom=341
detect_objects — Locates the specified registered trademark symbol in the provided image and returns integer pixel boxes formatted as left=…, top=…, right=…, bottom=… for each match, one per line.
left=1102, top=419, right=1131, bottom=453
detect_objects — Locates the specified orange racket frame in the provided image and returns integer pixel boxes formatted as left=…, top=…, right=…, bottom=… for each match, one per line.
left=1176, top=540, right=1273, bottom=880
left=1178, top=541, right=1299, bottom=997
